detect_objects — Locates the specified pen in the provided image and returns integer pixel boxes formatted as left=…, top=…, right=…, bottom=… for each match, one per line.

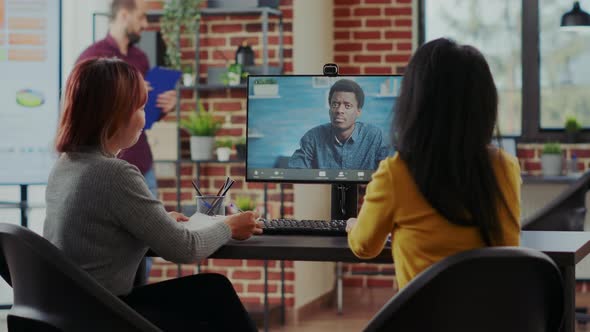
left=229, top=203, right=262, bottom=222
left=191, top=180, right=204, bottom=197
left=230, top=203, right=243, bottom=213
left=206, top=179, right=236, bottom=215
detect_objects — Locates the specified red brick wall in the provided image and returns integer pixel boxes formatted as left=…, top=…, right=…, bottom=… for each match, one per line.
left=518, top=144, right=590, bottom=174
left=145, top=0, right=295, bottom=307
left=334, top=0, right=412, bottom=76
left=333, top=0, right=412, bottom=289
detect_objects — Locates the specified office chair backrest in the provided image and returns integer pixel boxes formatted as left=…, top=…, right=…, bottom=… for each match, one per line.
left=364, top=247, right=564, bottom=332
left=522, top=171, right=590, bottom=231
left=0, top=223, right=161, bottom=332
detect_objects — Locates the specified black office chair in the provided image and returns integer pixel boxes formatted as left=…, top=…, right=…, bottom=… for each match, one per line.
left=522, top=171, right=590, bottom=231
left=0, top=223, right=162, bottom=332
left=363, top=247, right=564, bottom=332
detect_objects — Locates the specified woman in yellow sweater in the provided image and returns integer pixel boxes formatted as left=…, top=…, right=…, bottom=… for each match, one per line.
left=347, top=38, right=521, bottom=289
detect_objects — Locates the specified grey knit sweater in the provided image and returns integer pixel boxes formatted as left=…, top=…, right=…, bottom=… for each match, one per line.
left=43, top=150, right=231, bottom=295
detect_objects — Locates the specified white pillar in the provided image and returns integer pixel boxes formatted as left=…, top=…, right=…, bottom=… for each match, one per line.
left=292, top=0, right=336, bottom=311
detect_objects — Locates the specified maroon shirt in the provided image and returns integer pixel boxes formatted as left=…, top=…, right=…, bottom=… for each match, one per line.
left=77, top=34, right=153, bottom=174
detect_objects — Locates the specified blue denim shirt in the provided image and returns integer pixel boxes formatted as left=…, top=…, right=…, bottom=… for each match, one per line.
left=288, top=122, right=390, bottom=170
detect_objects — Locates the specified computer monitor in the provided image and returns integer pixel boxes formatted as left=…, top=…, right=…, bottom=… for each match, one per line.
left=246, top=75, right=402, bottom=184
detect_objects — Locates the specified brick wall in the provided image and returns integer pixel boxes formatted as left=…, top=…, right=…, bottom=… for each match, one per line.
left=518, top=143, right=590, bottom=175
left=145, top=0, right=295, bottom=308
left=334, top=0, right=412, bottom=76
left=333, top=0, right=412, bottom=288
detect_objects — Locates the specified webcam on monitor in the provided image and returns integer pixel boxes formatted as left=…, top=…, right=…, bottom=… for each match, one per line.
left=323, top=63, right=339, bottom=76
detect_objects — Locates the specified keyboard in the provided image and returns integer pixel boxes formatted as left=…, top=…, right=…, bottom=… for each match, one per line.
left=260, top=219, right=348, bottom=236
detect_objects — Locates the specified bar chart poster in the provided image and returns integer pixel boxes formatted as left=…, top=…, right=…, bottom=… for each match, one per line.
left=0, top=0, right=60, bottom=184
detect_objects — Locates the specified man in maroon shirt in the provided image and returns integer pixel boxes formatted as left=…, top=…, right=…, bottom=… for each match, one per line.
left=77, top=0, right=176, bottom=199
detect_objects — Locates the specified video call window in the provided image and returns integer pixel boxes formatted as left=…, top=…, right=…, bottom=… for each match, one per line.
left=246, top=75, right=402, bottom=183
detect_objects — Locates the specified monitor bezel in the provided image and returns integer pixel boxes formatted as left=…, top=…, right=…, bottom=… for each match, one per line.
left=246, top=74, right=402, bottom=184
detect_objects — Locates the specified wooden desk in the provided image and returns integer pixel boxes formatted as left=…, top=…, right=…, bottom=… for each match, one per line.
left=210, top=231, right=590, bottom=332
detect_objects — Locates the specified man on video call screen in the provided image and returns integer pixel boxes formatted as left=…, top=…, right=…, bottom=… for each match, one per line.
left=288, top=79, right=389, bottom=170
left=247, top=75, right=400, bottom=178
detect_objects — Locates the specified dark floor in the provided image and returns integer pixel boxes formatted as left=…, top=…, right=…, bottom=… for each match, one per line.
left=265, top=287, right=393, bottom=332
left=261, top=287, right=590, bottom=332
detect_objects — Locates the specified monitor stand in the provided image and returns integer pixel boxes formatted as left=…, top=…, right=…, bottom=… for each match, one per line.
left=331, top=183, right=358, bottom=316
left=331, top=184, right=358, bottom=220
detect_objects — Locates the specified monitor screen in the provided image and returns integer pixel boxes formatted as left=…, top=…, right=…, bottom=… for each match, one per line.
left=246, top=75, right=402, bottom=183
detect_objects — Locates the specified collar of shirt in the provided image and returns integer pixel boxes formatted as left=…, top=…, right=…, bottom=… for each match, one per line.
left=104, top=33, right=125, bottom=56
left=333, top=123, right=360, bottom=145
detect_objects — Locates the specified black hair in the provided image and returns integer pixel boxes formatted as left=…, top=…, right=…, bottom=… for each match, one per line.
left=110, top=0, right=137, bottom=20
left=328, top=79, right=365, bottom=109
left=392, top=38, right=509, bottom=246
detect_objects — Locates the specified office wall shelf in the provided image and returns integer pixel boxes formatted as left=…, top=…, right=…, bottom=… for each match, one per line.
left=169, top=5, right=284, bottom=214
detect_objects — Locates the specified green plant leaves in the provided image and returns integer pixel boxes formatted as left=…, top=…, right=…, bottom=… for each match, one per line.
left=180, top=107, right=223, bottom=136
left=161, top=0, right=201, bottom=70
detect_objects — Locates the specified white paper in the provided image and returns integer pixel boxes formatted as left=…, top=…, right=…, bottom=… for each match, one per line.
left=180, top=212, right=227, bottom=232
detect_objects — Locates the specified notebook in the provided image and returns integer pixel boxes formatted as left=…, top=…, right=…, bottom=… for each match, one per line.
left=144, top=66, right=182, bottom=129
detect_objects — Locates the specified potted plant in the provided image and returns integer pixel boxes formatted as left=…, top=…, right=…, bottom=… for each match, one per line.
left=215, top=139, right=233, bottom=161
left=160, top=0, right=201, bottom=70
left=565, top=116, right=581, bottom=143
left=180, top=103, right=223, bottom=160
left=221, top=63, right=250, bottom=86
left=234, top=137, right=246, bottom=160
left=235, top=195, right=257, bottom=211
left=222, top=63, right=242, bottom=86
left=541, top=142, right=563, bottom=176
left=182, top=64, right=195, bottom=86
left=253, top=78, right=278, bottom=96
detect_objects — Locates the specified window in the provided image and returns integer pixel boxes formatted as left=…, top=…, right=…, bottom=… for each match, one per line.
left=420, top=0, right=590, bottom=141
left=540, top=0, right=590, bottom=129
left=423, top=0, right=522, bottom=136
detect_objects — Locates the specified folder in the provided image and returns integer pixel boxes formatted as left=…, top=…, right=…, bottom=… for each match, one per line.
left=144, top=66, right=181, bottom=129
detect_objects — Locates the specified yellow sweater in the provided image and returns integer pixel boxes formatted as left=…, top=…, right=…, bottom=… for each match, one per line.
left=348, top=150, right=521, bottom=289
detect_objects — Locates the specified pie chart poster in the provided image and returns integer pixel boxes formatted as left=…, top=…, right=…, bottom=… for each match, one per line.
left=0, top=0, right=61, bottom=184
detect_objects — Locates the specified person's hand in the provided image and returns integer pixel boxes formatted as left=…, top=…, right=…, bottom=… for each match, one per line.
left=346, top=218, right=358, bottom=233
left=157, top=90, right=177, bottom=114
left=224, top=211, right=263, bottom=240
left=168, top=211, right=189, bottom=222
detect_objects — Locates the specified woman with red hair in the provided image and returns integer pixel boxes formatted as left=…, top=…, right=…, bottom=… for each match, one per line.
left=44, top=58, right=260, bottom=331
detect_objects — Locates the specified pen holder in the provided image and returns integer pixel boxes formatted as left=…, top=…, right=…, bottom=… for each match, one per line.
left=196, top=196, right=225, bottom=216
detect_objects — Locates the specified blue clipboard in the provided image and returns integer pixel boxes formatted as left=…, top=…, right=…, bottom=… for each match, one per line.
left=144, top=66, right=181, bottom=129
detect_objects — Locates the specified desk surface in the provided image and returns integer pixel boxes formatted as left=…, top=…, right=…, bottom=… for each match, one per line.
left=521, top=231, right=590, bottom=265
left=210, top=231, right=590, bottom=267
